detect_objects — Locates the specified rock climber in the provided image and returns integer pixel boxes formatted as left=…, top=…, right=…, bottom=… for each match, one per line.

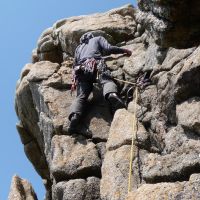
left=67, top=32, right=132, bottom=134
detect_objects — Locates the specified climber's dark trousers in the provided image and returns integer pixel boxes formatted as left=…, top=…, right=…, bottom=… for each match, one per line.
left=69, top=78, right=117, bottom=120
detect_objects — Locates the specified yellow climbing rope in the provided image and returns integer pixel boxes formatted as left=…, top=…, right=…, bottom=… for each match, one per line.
left=113, top=77, right=137, bottom=86
left=128, top=86, right=138, bottom=193
left=112, top=77, right=140, bottom=193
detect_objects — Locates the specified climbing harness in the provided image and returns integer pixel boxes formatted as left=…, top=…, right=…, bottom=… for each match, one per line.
left=71, top=58, right=99, bottom=96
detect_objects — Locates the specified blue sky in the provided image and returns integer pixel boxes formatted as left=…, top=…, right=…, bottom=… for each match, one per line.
left=0, top=0, right=136, bottom=199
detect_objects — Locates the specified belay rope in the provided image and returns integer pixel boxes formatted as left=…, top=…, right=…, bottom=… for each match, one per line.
left=113, top=74, right=151, bottom=194
left=113, top=78, right=139, bottom=193
left=128, top=86, right=138, bottom=193
left=115, top=75, right=139, bottom=193
left=71, top=68, right=149, bottom=193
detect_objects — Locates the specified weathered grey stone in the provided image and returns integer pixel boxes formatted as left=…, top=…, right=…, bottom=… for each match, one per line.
left=36, top=4, right=136, bottom=61
left=42, top=73, right=62, bottom=88
left=32, top=49, right=39, bottom=63
left=38, top=112, right=54, bottom=164
left=38, top=27, right=53, bottom=41
left=164, top=126, right=187, bottom=154
left=16, top=122, right=33, bottom=145
left=106, top=55, right=126, bottom=71
left=36, top=26, right=63, bottom=63
left=106, top=109, right=149, bottom=151
left=15, top=76, right=45, bottom=160
left=53, top=177, right=100, bottom=200
left=126, top=174, right=200, bottom=200
left=50, top=135, right=101, bottom=181
left=20, top=63, right=33, bottom=81
left=143, top=138, right=200, bottom=183
left=24, top=140, right=50, bottom=179
left=143, top=43, right=160, bottom=72
left=101, top=145, right=147, bottom=200
left=177, top=97, right=200, bottom=134
left=96, top=142, right=106, bottom=161
left=160, top=47, right=195, bottom=71
left=136, top=0, right=200, bottom=48
left=111, top=68, right=124, bottom=80
left=8, top=175, right=38, bottom=200
left=15, top=78, right=37, bottom=131
left=173, top=46, right=200, bottom=103
left=38, top=35, right=55, bottom=52
left=58, top=5, right=136, bottom=55
left=82, top=99, right=111, bottom=142
left=101, top=145, right=130, bottom=200
left=34, top=85, right=71, bottom=132
left=26, top=61, right=60, bottom=82
left=58, top=60, right=74, bottom=88
left=38, top=50, right=63, bottom=64
left=123, top=43, right=146, bottom=80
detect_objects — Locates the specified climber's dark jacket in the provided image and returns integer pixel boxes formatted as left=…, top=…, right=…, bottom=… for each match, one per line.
left=69, top=32, right=126, bottom=119
left=74, top=33, right=126, bottom=66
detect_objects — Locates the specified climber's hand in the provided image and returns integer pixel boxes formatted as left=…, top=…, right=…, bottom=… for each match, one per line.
left=123, top=49, right=132, bottom=56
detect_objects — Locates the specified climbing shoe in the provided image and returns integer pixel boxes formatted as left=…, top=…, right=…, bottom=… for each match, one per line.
left=107, top=93, right=126, bottom=114
left=64, top=113, right=81, bottom=133
left=63, top=113, right=92, bottom=138
left=65, top=126, right=92, bottom=138
left=69, top=113, right=81, bottom=127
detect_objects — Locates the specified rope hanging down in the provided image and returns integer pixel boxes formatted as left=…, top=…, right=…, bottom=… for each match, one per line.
left=128, top=86, right=138, bottom=193
left=113, top=75, right=150, bottom=193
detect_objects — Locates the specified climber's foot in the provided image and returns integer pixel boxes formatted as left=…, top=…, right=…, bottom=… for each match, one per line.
left=63, top=126, right=92, bottom=138
left=108, top=93, right=126, bottom=114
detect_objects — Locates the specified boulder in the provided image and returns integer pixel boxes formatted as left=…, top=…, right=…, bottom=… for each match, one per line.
left=136, top=0, right=200, bottom=48
left=177, top=97, right=200, bottom=134
left=52, top=177, right=100, bottom=200
left=106, top=109, right=149, bottom=151
left=8, top=175, right=38, bottom=200
left=35, top=4, right=137, bottom=63
left=126, top=174, right=200, bottom=200
left=50, top=135, right=101, bottom=181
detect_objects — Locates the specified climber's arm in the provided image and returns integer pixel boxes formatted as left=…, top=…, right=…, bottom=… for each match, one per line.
left=98, top=36, right=132, bottom=56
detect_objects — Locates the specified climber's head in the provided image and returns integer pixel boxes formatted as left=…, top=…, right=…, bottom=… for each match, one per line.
left=80, top=32, right=94, bottom=44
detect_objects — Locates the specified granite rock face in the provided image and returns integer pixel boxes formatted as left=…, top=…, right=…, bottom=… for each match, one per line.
left=8, top=175, right=38, bottom=200
left=126, top=174, right=200, bottom=200
left=136, top=0, right=200, bottom=48
left=14, top=3, right=200, bottom=200
left=34, top=4, right=136, bottom=64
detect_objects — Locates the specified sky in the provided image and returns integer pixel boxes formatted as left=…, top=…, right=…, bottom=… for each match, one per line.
left=0, top=0, right=136, bottom=199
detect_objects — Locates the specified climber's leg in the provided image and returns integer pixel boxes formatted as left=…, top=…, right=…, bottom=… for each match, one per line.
left=68, top=81, right=93, bottom=132
left=101, top=77, right=126, bottom=114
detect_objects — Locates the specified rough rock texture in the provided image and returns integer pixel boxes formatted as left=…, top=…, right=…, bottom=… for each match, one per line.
left=15, top=3, right=200, bottom=200
left=135, top=0, right=200, bottom=48
left=51, top=135, right=101, bottom=181
left=34, top=4, right=136, bottom=64
left=126, top=174, right=200, bottom=200
left=8, top=175, right=38, bottom=200
left=52, top=177, right=100, bottom=200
